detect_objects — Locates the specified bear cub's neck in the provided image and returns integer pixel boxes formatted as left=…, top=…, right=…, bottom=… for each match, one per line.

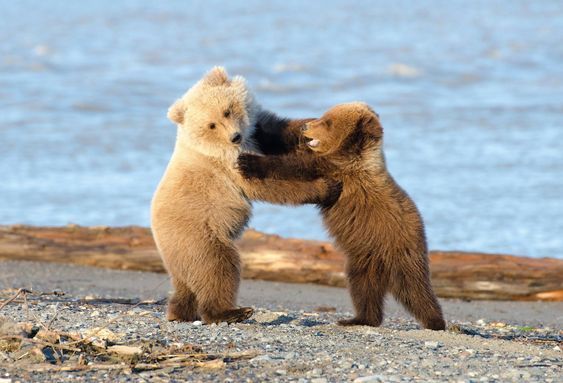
left=326, top=141, right=389, bottom=182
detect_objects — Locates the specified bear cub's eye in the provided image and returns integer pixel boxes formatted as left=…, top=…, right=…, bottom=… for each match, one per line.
left=223, top=110, right=231, bottom=118
left=209, top=123, right=216, bottom=130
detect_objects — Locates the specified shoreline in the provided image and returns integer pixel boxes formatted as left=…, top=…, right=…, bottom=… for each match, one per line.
left=0, top=224, right=562, bottom=301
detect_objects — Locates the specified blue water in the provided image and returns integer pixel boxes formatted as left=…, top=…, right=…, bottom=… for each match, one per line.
left=1, top=1, right=562, bottom=258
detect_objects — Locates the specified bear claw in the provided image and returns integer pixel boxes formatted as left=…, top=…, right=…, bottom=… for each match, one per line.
left=203, top=307, right=254, bottom=324
left=337, top=317, right=380, bottom=327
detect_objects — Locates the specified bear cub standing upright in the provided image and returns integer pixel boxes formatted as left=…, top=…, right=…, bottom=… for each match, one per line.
left=151, top=67, right=340, bottom=324
left=239, top=102, right=446, bottom=330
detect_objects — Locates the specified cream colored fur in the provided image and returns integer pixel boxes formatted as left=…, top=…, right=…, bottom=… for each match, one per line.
left=151, top=67, right=337, bottom=323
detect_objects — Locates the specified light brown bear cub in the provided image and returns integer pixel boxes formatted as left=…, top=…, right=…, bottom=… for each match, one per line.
left=151, top=67, right=340, bottom=324
left=239, top=102, right=446, bottom=330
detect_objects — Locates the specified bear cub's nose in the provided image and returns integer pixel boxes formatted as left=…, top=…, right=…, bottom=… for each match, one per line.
left=230, top=132, right=242, bottom=144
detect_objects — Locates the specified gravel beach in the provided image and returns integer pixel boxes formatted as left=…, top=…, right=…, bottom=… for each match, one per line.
left=0, top=261, right=561, bottom=382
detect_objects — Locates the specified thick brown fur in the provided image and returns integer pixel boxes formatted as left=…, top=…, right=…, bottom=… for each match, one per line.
left=239, top=102, right=446, bottom=330
left=151, top=67, right=341, bottom=324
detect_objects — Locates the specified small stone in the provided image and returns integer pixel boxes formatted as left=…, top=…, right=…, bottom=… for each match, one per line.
left=250, top=355, right=271, bottom=363
left=476, top=319, right=486, bottom=325
left=310, top=368, right=323, bottom=377
left=192, top=321, right=203, bottom=326
left=353, top=375, right=386, bottom=383
left=311, top=379, right=328, bottom=383
left=501, top=369, right=521, bottom=378
left=553, top=345, right=560, bottom=351
left=424, top=341, right=440, bottom=349
left=275, top=369, right=287, bottom=376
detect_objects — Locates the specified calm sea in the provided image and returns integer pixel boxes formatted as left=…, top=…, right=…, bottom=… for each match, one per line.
left=1, top=0, right=562, bottom=258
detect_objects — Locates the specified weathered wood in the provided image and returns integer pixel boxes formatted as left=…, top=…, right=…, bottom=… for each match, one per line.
left=0, top=225, right=561, bottom=301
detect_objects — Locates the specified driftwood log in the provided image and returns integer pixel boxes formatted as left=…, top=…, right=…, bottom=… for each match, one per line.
left=0, top=225, right=561, bottom=301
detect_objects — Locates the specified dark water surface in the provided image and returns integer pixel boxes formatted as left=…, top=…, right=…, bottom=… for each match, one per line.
left=1, top=1, right=562, bottom=258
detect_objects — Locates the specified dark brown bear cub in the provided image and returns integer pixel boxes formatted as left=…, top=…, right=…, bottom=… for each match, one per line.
left=239, top=102, right=446, bottom=330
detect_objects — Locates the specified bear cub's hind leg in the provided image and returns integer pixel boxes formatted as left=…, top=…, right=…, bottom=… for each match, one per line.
left=338, top=260, right=387, bottom=327
left=167, top=279, right=200, bottom=322
left=195, top=242, right=254, bottom=324
left=390, top=263, right=446, bottom=331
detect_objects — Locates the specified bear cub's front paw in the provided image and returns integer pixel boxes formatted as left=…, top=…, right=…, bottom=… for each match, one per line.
left=237, top=153, right=267, bottom=179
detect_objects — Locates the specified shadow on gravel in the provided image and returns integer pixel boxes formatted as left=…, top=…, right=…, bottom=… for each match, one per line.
left=298, top=319, right=326, bottom=327
left=256, top=315, right=328, bottom=327
left=449, top=324, right=563, bottom=346
left=261, top=315, right=296, bottom=326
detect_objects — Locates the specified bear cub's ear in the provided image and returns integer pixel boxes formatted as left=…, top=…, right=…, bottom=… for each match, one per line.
left=167, top=99, right=185, bottom=124
left=359, top=110, right=383, bottom=141
left=203, top=66, right=230, bottom=86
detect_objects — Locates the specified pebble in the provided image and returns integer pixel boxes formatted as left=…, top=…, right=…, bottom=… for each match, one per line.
left=250, top=355, right=272, bottom=363
left=284, top=351, right=296, bottom=359
left=1, top=293, right=561, bottom=383
left=424, top=341, right=440, bottom=349
left=310, top=368, right=323, bottom=377
left=353, top=375, right=387, bottom=383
